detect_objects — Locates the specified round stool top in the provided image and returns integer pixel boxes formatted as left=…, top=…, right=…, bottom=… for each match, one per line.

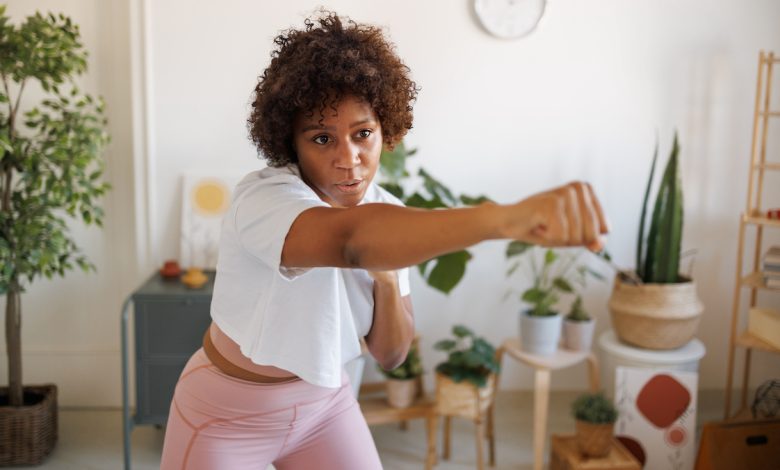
left=599, top=329, right=706, bottom=364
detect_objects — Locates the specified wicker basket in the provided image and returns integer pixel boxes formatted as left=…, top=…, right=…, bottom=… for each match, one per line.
left=0, top=384, right=58, bottom=466
left=608, top=274, right=703, bottom=350
left=435, top=373, right=495, bottom=420
left=575, top=420, right=614, bottom=458
left=385, top=378, right=418, bottom=409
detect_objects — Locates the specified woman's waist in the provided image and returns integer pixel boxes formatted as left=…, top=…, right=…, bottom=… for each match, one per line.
left=206, top=322, right=299, bottom=381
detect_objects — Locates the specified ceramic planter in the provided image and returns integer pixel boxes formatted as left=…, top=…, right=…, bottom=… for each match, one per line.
left=385, top=378, right=418, bottom=409
left=563, top=318, right=596, bottom=351
left=519, top=310, right=562, bottom=356
left=608, top=274, right=703, bottom=349
left=575, top=419, right=614, bottom=458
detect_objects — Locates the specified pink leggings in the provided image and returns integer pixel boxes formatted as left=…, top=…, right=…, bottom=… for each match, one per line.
left=160, top=348, right=382, bottom=470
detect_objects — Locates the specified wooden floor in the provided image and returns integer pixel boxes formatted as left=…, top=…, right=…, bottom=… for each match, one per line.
left=3, top=390, right=726, bottom=470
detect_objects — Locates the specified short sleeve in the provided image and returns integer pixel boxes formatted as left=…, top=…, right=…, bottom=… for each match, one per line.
left=234, top=173, right=327, bottom=279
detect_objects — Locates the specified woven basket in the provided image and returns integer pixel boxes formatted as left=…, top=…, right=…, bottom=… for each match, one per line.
left=385, top=378, right=418, bottom=409
left=575, top=420, right=614, bottom=458
left=0, top=384, right=58, bottom=466
left=608, top=274, right=703, bottom=350
left=435, top=373, right=495, bottom=420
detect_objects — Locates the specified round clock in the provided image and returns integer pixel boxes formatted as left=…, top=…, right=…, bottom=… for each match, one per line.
left=473, top=0, right=547, bottom=40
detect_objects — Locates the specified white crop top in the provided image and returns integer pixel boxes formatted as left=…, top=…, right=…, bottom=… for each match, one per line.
left=210, top=164, right=410, bottom=388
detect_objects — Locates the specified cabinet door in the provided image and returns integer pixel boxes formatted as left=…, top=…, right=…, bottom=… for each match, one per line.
left=135, top=299, right=211, bottom=357
left=134, top=298, right=211, bottom=424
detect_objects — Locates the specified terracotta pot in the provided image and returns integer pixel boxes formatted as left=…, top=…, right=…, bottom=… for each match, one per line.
left=575, top=419, right=614, bottom=458
left=608, top=274, right=703, bottom=350
left=385, top=378, right=417, bottom=409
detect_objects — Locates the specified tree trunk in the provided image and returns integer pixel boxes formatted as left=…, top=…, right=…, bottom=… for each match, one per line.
left=5, top=283, right=23, bottom=406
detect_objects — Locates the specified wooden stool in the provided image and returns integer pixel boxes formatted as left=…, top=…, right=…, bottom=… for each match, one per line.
left=550, top=435, right=641, bottom=470
left=499, top=338, right=600, bottom=470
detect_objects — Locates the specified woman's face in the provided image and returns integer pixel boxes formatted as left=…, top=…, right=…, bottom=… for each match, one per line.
left=292, top=95, right=382, bottom=208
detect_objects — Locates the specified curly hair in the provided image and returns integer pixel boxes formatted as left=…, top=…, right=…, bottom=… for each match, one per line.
left=248, top=11, right=418, bottom=167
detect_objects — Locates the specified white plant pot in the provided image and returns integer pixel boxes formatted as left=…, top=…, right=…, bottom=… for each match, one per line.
left=519, top=311, right=562, bottom=356
left=563, top=318, right=596, bottom=351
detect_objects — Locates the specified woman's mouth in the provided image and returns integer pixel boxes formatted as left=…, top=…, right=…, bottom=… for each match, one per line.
left=335, top=179, right=364, bottom=194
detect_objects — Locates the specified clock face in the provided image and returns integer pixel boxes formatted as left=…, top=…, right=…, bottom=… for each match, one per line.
left=474, top=0, right=547, bottom=39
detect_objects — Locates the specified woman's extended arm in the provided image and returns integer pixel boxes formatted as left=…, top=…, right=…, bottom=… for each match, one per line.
left=281, top=181, right=609, bottom=271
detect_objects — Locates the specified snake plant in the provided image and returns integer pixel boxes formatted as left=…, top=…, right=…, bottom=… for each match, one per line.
left=636, top=133, right=683, bottom=283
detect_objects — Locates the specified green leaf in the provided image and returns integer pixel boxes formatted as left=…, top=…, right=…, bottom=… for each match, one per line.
left=521, top=287, right=547, bottom=303
left=638, top=135, right=659, bottom=280
left=544, top=249, right=557, bottom=266
left=453, top=324, right=473, bottom=338
left=379, top=182, right=404, bottom=199
left=418, top=168, right=458, bottom=205
left=553, top=277, right=573, bottom=292
left=460, top=194, right=493, bottom=205
left=424, top=250, right=472, bottom=294
left=434, top=339, right=456, bottom=351
left=506, top=240, right=533, bottom=258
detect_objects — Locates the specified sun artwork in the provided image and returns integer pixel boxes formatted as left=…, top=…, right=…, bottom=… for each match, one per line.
left=192, top=180, right=229, bottom=217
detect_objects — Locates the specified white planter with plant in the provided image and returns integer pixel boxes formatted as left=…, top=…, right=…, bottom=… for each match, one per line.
left=378, top=342, right=423, bottom=409
left=506, top=244, right=605, bottom=356
left=562, top=296, right=596, bottom=351
left=608, top=134, right=703, bottom=350
left=571, top=392, right=618, bottom=458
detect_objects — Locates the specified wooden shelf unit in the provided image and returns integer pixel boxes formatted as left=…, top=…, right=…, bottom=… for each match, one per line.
left=724, top=50, right=780, bottom=420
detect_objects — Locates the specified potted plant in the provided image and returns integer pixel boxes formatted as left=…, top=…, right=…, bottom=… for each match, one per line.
left=433, top=325, right=500, bottom=418
left=571, top=392, right=618, bottom=458
left=0, top=8, right=110, bottom=465
left=506, top=243, right=605, bottom=355
left=608, top=133, right=703, bottom=349
left=377, top=342, right=423, bottom=409
left=563, top=295, right=596, bottom=351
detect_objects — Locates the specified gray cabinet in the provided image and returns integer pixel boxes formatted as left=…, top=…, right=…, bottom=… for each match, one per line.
left=121, top=271, right=215, bottom=468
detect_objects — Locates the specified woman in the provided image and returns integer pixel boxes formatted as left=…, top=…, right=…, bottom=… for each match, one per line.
left=160, top=11, right=608, bottom=470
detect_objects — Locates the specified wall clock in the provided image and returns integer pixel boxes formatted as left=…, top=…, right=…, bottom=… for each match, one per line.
left=474, top=0, right=547, bottom=39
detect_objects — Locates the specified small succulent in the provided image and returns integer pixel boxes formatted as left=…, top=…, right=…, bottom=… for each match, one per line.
left=565, top=296, right=591, bottom=322
left=571, top=392, right=618, bottom=424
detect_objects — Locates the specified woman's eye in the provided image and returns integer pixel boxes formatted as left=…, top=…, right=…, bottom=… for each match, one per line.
left=312, top=135, right=330, bottom=145
left=357, top=129, right=372, bottom=139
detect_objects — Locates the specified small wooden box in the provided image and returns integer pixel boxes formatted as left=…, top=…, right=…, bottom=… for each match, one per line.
left=550, top=435, right=641, bottom=470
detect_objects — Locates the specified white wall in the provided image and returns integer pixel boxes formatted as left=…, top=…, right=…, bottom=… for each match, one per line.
left=2, top=0, right=779, bottom=407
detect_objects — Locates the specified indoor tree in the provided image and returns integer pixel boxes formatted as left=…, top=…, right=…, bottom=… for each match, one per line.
left=0, top=6, right=110, bottom=406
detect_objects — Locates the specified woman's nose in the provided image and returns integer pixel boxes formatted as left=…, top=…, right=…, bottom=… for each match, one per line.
left=335, top=141, right=361, bottom=169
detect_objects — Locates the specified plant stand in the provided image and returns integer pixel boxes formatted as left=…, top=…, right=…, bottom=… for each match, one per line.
left=499, top=338, right=600, bottom=470
left=550, top=435, right=640, bottom=470
left=434, top=372, right=498, bottom=470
